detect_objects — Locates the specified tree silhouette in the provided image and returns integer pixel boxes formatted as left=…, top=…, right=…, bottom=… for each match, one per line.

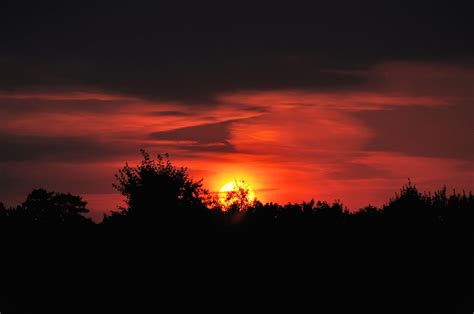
left=219, top=179, right=255, bottom=213
left=383, top=180, right=431, bottom=224
left=106, top=150, right=211, bottom=230
left=12, top=189, right=92, bottom=226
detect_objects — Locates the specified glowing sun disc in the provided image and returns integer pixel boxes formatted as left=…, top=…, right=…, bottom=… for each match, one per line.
left=218, top=180, right=255, bottom=207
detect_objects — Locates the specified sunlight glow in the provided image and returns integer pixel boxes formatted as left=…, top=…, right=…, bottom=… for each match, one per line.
left=218, top=180, right=255, bottom=208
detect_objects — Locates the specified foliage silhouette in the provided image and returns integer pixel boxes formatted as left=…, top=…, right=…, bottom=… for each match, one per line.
left=0, top=152, right=471, bottom=233
left=219, top=179, right=254, bottom=213
left=0, top=189, right=92, bottom=227
left=103, top=149, right=212, bottom=231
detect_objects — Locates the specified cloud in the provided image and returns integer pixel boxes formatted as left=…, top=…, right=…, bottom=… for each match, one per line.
left=174, top=143, right=236, bottom=153
left=368, top=62, right=474, bottom=98
left=150, top=120, right=237, bottom=145
left=328, top=162, right=389, bottom=180
left=0, top=133, right=135, bottom=162
left=352, top=103, right=474, bottom=160
left=1, top=2, right=473, bottom=105
left=0, top=97, right=131, bottom=115
left=149, top=111, right=192, bottom=117
left=0, top=60, right=473, bottom=217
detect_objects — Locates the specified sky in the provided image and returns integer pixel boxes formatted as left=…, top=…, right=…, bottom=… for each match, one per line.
left=1, top=2, right=473, bottom=220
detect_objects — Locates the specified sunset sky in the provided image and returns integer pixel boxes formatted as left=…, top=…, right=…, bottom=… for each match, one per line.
left=1, top=2, right=473, bottom=220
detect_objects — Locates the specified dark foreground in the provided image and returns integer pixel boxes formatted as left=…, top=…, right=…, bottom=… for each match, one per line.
left=0, top=154, right=472, bottom=313
left=1, top=221, right=472, bottom=314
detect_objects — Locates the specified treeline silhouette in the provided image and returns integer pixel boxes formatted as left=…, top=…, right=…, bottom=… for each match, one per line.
left=1, top=150, right=472, bottom=232
left=0, top=151, right=472, bottom=314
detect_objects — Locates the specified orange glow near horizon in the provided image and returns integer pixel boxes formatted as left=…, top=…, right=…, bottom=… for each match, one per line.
left=0, top=61, right=473, bottom=222
left=218, top=180, right=256, bottom=209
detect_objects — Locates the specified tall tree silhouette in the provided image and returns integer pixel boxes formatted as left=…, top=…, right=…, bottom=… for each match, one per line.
left=106, top=150, right=211, bottom=230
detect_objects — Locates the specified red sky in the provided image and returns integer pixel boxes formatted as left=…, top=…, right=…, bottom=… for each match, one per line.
left=0, top=61, right=472, bottom=221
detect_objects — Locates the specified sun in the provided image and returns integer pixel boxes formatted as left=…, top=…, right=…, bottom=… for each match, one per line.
left=218, top=180, right=255, bottom=209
